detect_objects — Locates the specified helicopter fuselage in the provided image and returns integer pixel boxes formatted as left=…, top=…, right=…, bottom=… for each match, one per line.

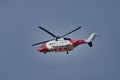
left=37, top=38, right=86, bottom=53
left=32, top=26, right=98, bottom=54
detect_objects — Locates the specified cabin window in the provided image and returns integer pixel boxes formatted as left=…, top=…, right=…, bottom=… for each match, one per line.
left=49, top=42, right=55, bottom=45
left=64, top=38, right=71, bottom=40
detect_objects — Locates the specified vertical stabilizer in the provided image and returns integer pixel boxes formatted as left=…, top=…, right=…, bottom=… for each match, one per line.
left=85, top=33, right=96, bottom=47
left=86, top=33, right=96, bottom=42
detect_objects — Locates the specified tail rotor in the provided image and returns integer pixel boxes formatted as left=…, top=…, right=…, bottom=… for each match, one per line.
left=85, top=33, right=101, bottom=47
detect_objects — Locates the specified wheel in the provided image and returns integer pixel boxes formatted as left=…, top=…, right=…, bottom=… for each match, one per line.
left=66, top=51, right=69, bottom=54
left=44, top=52, right=46, bottom=55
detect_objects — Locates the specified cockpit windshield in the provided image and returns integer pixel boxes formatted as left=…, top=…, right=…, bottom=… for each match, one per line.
left=64, top=38, right=71, bottom=40
left=40, top=43, right=46, bottom=47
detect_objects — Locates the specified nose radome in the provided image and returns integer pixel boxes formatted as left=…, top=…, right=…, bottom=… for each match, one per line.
left=38, top=47, right=49, bottom=52
left=40, top=47, right=44, bottom=51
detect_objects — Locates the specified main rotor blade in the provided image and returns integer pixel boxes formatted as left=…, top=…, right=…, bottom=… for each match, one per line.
left=38, top=26, right=57, bottom=38
left=32, top=42, right=43, bottom=46
left=60, top=26, right=81, bottom=38
left=32, top=39, right=54, bottom=46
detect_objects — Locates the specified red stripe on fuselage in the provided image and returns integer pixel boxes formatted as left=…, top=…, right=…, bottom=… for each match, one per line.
left=38, top=44, right=49, bottom=52
left=70, top=40, right=86, bottom=47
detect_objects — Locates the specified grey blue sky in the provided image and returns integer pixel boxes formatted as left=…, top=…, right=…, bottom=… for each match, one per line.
left=0, top=0, right=120, bottom=80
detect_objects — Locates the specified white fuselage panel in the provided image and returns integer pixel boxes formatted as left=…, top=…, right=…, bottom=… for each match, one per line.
left=46, top=39, right=73, bottom=52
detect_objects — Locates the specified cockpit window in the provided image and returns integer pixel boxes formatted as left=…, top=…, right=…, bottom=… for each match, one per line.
left=64, top=38, right=71, bottom=40
left=41, top=43, right=45, bottom=47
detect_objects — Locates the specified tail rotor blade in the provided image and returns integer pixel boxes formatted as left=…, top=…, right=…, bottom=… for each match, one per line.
left=95, top=35, right=101, bottom=37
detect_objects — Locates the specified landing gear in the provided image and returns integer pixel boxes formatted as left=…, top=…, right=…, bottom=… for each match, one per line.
left=66, top=51, right=69, bottom=54
left=44, top=52, right=46, bottom=55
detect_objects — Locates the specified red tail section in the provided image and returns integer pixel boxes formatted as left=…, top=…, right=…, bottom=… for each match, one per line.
left=70, top=40, right=86, bottom=47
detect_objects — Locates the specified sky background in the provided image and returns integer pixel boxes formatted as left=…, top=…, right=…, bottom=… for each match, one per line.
left=0, top=0, right=120, bottom=80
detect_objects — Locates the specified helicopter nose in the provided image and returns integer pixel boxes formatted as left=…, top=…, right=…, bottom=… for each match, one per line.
left=38, top=47, right=49, bottom=52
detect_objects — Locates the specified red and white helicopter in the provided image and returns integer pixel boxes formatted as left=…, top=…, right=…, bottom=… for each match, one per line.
left=32, top=26, right=99, bottom=54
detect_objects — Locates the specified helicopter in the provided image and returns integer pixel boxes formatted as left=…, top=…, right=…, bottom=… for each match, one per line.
left=32, top=26, right=99, bottom=54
